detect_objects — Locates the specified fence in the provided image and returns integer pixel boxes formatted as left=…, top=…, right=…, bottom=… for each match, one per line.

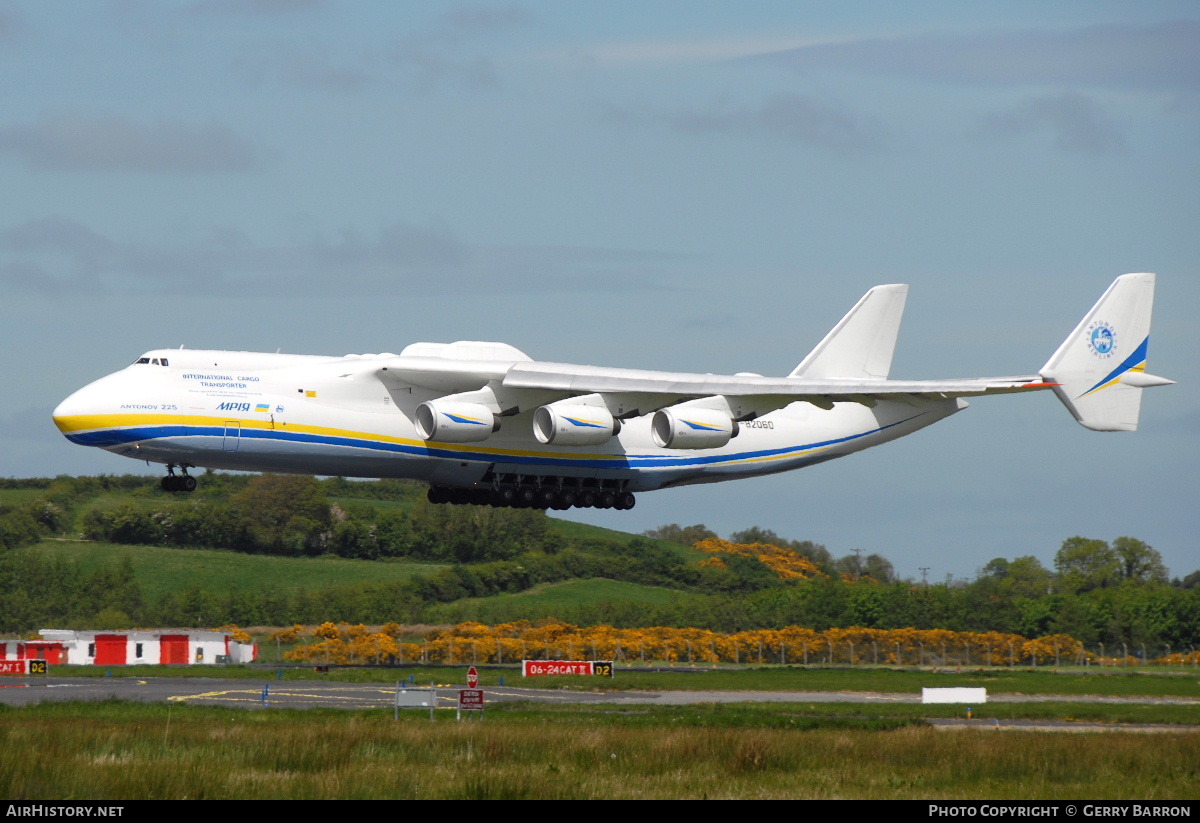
left=280, top=623, right=1200, bottom=668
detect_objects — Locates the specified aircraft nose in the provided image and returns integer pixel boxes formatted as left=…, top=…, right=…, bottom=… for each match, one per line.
left=52, top=385, right=101, bottom=439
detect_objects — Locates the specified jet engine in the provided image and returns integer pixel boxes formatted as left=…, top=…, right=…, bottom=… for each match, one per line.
left=651, top=406, right=736, bottom=449
left=533, top=402, right=620, bottom=446
left=415, top=400, right=500, bottom=443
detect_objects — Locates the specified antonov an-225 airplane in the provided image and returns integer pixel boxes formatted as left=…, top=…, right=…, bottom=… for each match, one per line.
left=53, top=273, right=1172, bottom=510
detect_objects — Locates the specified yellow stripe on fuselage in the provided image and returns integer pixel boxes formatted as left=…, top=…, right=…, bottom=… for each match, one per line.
left=719, top=444, right=836, bottom=466
left=53, top=412, right=625, bottom=462
left=54, top=411, right=859, bottom=469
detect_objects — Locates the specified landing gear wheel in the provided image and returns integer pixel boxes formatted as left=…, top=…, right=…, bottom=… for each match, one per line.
left=614, top=491, right=635, bottom=510
left=180, top=475, right=197, bottom=493
left=535, top=488, right=556, bottom=509
left=577, top=491, right=596, bottom=508
left=492, top=486, right=517, bottom=507
left=597, top=490, right=616, bottom=509
left=161, top=476, right=177, bottom=492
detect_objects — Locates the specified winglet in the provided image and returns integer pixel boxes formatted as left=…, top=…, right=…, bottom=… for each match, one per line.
left=1040, top=273, right=1174, bottom=431
left=790, top=284, right=908, bottom=380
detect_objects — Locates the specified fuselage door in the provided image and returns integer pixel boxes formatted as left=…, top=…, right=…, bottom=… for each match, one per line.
left=222, top=421, right=241, bottom=452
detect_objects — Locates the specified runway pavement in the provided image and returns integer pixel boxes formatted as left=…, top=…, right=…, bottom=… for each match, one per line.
left=1, top=675, right=1197, bottom=733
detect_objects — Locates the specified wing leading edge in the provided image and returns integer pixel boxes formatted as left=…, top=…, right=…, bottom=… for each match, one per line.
left=501, top=362, right=1052, bottom=410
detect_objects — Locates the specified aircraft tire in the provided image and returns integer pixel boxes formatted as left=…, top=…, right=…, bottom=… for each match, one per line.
left=161, top=476, right=177, bottom=492
left=556, top=490, right=576, bottom=509
left=535, top=488, right=556, bottom=509
left=597, top=490, right=616, bottom=509
left=615, top=491, right=635, bottom=510
left=577, top=491, right=596, bottom=508
left=180, top=476, right=197, bottom=493
left=514, top=487, right=536, bottom=508
left=492, top=486, right=516, bottom=507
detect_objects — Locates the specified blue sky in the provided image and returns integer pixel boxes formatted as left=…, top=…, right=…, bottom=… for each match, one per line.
left=2, top=1, right=1196, bottom=581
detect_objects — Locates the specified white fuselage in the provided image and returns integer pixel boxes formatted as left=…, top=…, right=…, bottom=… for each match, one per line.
left=52, top=348, right=964, bottom=492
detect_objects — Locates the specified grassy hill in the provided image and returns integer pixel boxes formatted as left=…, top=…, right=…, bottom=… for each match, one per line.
left=426, top=578, right=687, bottom=624
left=0, top=474, right=706, bottom=630
left=22, top=539, right=447, bottom=601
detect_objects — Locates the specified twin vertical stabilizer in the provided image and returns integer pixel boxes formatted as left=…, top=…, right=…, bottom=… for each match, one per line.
left=790, top=284, right=909, bottom=380
left=793, top=274, right=1173, bottom=432
left=1040, top=273, right=1173, bottom=432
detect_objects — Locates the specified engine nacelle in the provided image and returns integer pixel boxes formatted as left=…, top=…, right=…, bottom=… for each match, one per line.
left=651, top=406, right=735, bottom=449
left=533, top=403, right=620, bottom=446
left=415, top=400, right=499, bottom=443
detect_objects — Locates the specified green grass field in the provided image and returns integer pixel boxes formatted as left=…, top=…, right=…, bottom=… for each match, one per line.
left=1, top=700, right=1196, bottom=799
left=427, top=577, right=685, bottom=618
left=0, top=488, right=53, bottom=505
left=21, top=539, right=446, bottom=600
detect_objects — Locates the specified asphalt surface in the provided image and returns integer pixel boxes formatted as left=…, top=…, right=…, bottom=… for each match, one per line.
left=1, top=676, right=1197, bottom=734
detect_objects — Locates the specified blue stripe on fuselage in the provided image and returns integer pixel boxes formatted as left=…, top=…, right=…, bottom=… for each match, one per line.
left=67, top=412, right=925, bottom=470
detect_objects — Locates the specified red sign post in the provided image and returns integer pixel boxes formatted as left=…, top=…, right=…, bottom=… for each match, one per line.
left=459, top=689, right=484, bottom=711
left=521, top=660, right=614, bottom=677
left=0, top=660, right=43, bottom=675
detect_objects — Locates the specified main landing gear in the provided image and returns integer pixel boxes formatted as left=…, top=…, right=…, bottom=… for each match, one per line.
left=427, top=478, right=635, bottom=511
left=160, top=465, right=197, bottom=493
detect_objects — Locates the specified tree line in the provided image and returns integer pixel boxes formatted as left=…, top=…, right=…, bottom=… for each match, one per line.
left=0, top=474, right=1196, bottom=647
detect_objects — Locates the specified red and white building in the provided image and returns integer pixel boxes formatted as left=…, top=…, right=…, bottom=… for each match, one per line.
left=0, top=630, right=258, bottom=666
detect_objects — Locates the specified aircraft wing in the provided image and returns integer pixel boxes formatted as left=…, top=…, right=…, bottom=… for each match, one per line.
left=372, top=354, right=1052, bottom=416
left=502, top=361, right=1053, bottom=410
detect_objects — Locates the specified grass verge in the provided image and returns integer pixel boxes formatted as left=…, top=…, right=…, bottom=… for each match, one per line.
left=1, top=700, right=1196, bottom=800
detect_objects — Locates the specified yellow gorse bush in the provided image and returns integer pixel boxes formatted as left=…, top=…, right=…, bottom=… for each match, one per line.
left=280, top=622, right=1137, bottom=667
left=693, top=538, right=825, bottom=579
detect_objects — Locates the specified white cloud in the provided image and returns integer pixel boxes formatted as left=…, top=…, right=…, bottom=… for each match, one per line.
left=0, top=112, right=261, bottom=173
left=759, top=22, right=1200, bottom=92
left=0, top=216, right=683, bottom=297
left=980, top=93, right=1126, bottom=154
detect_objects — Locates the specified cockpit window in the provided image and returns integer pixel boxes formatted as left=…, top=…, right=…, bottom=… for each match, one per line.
left=133, top=357, right=169, bottom=366
left=135, top=358, right=151, bottom=365
left=159, top=358, right=168, bottom=367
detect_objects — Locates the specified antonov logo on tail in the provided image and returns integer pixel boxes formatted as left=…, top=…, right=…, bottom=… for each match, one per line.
left=1088, top=322, right=1117, bottom=358
left=52, top=274, right=1173, bottom=508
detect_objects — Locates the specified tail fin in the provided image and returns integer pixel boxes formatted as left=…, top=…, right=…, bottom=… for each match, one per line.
left=1040, top=273, right=1174, bottom=431
left=790, top=284, right=908, bottom=379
